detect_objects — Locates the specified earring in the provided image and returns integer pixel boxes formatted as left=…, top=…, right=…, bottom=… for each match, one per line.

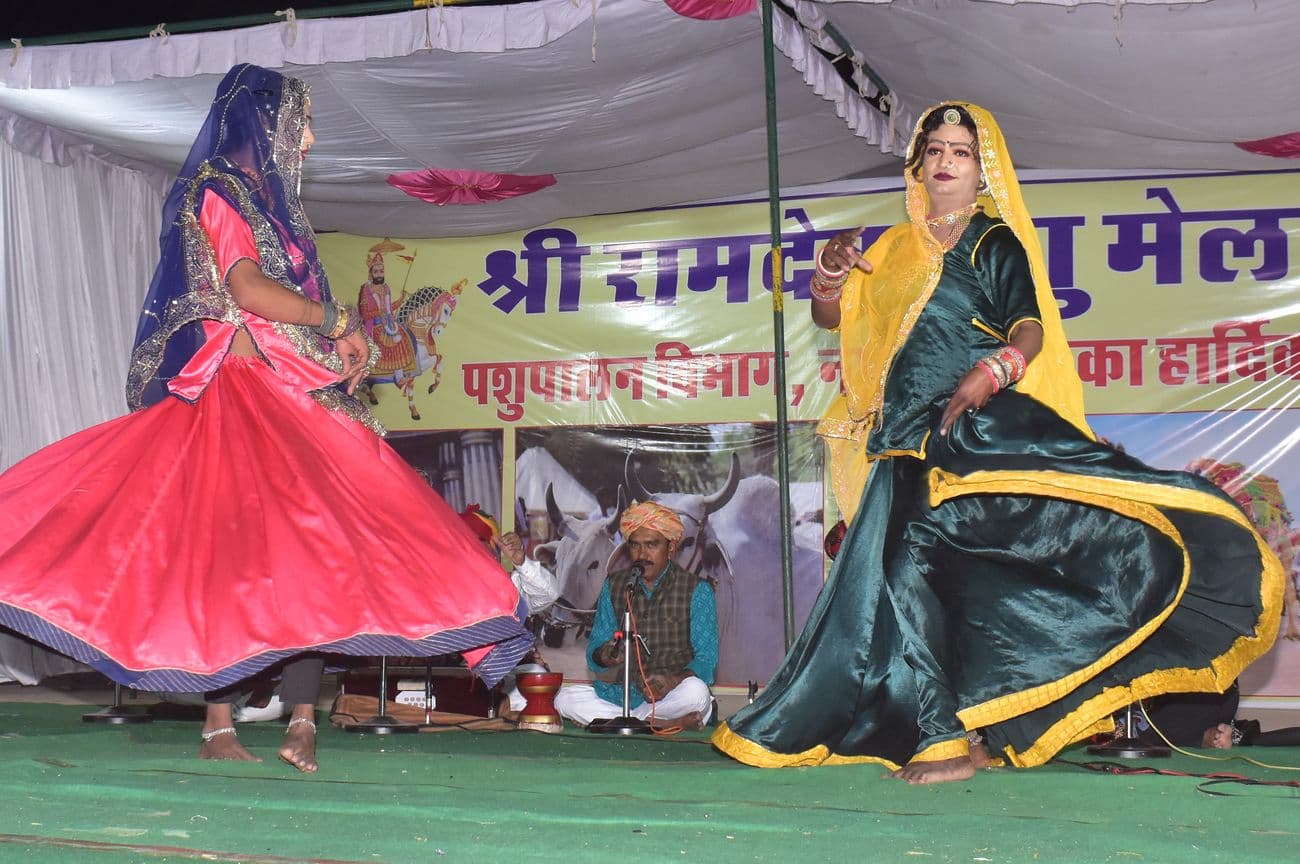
left=977, top=174, right=990, bottom=196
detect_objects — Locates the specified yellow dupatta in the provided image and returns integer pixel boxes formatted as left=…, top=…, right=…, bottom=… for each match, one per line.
left=818, top=102, right=1093, bottom=523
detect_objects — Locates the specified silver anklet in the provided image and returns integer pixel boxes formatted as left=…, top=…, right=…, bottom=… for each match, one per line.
left=286, top=717, right=317, bottom=733
left=201, top=726, right=237, bottom=742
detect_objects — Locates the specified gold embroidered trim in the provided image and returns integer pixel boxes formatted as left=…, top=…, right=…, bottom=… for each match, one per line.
left=815, top=416, right=870, bottom=441
left=311, top=388, right=386, bottom=437
left=125, top=190, right=246, bottom=409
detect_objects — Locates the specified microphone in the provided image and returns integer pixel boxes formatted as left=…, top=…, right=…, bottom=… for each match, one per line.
left=624, top=564, right=651, bottom=657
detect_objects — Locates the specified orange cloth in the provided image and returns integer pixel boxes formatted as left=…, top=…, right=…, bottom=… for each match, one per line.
left=619, top=501, right=684, bottom=542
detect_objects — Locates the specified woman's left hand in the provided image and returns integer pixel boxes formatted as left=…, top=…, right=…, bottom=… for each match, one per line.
left=335, top=329, right=371, bottom=395
left=940, top=366, right=998, bottom=436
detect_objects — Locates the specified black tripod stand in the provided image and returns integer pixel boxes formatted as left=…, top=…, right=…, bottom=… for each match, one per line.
left=1086, top=701, right=1170, bottom=759
left=344, top=655, right=419, bottom=735
left=82, top=682, right=153, bottom=725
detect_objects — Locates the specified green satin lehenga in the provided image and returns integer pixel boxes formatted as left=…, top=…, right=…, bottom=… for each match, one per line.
left=713, top=214, right=1282, bottom=770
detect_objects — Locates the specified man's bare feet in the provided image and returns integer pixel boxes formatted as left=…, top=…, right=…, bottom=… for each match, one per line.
left=278, top=709, right=318, bottom=773
left=890, top=756, right=976, bottom=785
left=1201, top=723, right=1234, bottom=749
left=674, top=711, right=706, bottom=731
left=646, top=711, right=705, bottom=732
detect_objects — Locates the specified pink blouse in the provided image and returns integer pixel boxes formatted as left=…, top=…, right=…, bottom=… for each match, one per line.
left=167, top=190, right=339, bottom=400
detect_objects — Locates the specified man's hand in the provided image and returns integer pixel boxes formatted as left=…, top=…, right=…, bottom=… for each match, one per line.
left=499, top=532, right=527, bottom=567
left=335, top=329, right=370, bottom=395
left=593, top=639, right=624, bottom=669
left=642, top=671, right=690, bottom=701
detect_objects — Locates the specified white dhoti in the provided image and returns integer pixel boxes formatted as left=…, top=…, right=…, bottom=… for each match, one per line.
left=554, top=677, right=713, bottom=727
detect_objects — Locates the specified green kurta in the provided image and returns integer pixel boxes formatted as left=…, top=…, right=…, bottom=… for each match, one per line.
left=714, top=215, right=1281, bottom=770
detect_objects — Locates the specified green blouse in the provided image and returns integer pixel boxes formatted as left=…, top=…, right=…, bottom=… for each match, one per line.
left=867, top=212, right=1041, bottom=456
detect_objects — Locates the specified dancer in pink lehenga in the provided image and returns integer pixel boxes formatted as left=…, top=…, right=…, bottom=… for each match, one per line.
left=0, top=64, right=531, bottom=771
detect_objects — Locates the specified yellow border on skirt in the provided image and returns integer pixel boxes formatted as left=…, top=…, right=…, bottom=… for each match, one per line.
left=931, top=467, right=1284, bottom=767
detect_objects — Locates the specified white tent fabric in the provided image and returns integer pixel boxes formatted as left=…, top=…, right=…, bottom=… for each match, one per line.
left=0, top=0, right=901, bottom=238
left=3, top=0, right=1293, bottom=241
left=822, top=0, right=1299, bottom=171
left=0, top=141, right=170, bottom=470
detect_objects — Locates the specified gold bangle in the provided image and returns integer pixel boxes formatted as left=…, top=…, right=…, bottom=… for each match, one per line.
left=335, top=298, right=351, bottom=335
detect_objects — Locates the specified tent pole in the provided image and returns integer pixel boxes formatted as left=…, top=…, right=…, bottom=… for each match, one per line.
left=761, top=0, right=796, bottom=649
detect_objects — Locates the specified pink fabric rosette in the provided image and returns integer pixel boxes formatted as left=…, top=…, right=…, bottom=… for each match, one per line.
left=664, top=0, right=756, bottom=21
left=387, top=168, right=556, bottom=205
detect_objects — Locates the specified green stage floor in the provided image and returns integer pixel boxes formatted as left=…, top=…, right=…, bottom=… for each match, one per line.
left=1, top=703, right=1298, bottom=863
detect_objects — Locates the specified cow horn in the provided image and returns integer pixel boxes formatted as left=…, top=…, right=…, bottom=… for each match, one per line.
left=624, top=452, right=653, bottom=503
left=702, top=452, right=741, bottom=514
left=545, top=483, right=569, bottom=538
left=609, top=485, right=628, bottom=532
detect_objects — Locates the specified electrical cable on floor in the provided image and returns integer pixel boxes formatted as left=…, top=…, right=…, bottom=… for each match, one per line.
left=1054, top=698, right=1300, bottom=795
left=1133, top=699, right=1300, bottom=773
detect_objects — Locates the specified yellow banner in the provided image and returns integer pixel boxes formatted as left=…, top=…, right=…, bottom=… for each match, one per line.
left=319, top=170, right=1300, bottom=430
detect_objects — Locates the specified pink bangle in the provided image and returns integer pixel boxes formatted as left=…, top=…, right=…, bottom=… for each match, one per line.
left=816, top=246, right=848, bottom=279
left=975, top=359, right=1001, bottom=392
left=809, top=273, right=845, bottom=302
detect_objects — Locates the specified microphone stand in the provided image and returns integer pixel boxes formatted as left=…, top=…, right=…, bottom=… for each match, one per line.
left=588, top=572, right=652, bottom=736
left=1086, top=700, right=1170, bottom=759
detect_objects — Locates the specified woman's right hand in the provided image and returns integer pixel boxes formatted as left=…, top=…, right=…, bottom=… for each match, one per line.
left=335, top=329, right=370, bottom=395
left=819, top=226, right=872, bottom=275
left=939, top=366, right=999, bottom=436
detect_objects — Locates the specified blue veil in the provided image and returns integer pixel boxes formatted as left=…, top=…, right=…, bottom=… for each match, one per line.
left=126, top=63, right=335, bottom=410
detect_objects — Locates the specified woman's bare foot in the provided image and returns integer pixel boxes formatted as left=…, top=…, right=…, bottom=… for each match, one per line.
left=200, top=703, right=261, bottom=762
left=890, top=756, right=976, bottom=785
left=278, top=706, right=318, bottom=773
left=1201, top=723, right=1234, bottom=749
left=200, top=728, right=262, bottom=762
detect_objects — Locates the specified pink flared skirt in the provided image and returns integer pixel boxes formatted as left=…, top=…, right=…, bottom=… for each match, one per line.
left=0, top=356, right=531, bottom=690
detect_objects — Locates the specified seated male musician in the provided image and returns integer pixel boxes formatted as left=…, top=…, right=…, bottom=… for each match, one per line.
left=553, top=501, right=718, bottom=729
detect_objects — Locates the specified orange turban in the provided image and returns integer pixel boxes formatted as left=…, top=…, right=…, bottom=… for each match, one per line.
left=619, top=501, right=684, bottom=543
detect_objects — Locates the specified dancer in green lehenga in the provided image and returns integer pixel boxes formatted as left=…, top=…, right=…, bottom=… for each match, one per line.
left=712, top=103, right=1283, bottom=784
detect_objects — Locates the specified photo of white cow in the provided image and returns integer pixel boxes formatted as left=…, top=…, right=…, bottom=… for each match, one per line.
left=513, top=422, right=827, bottom=687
